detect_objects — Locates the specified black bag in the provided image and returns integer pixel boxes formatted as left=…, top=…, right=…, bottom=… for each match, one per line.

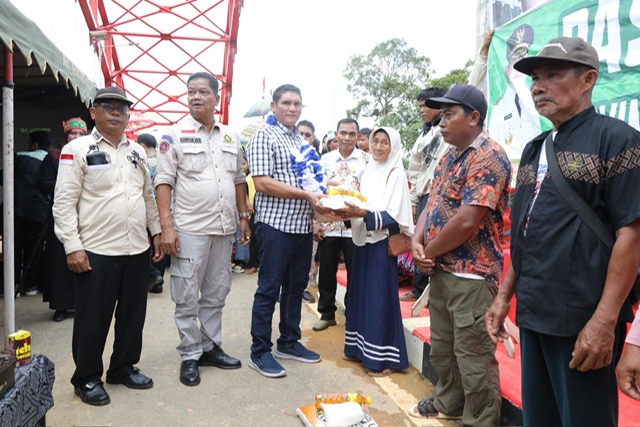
left=545, top=133, right=640, bottom=304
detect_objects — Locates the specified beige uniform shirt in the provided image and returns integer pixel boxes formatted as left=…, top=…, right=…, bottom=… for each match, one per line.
left=53, top=129, right=161, bottom=256
left=407, top=126, right=448, bottom=206
left=154, top=115, right=245, bottom=236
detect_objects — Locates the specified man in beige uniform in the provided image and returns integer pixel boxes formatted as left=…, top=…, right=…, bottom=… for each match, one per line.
left=155, top=72, right=249, bottom=387
left=53, top=86, right=162, bottom=406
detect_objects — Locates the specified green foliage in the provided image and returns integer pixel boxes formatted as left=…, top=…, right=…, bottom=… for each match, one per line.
left=343, top=38, right=432, bottom=151
left=343, top=37, right=474, bottom=153
left=430, top=68, right=470, bottom=90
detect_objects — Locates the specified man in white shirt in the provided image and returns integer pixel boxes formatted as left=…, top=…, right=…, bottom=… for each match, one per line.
left=313, top=118, right=367, bottom=331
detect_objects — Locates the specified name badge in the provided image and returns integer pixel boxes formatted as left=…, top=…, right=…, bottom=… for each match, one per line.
left=180, top=137, right=202, bottom=144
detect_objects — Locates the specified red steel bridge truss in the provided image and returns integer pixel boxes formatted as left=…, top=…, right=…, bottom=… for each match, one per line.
left=78, top=0, right=243, bottom=126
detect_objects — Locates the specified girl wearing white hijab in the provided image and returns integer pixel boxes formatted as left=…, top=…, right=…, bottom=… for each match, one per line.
left=334, top=126, right=413, bottom=376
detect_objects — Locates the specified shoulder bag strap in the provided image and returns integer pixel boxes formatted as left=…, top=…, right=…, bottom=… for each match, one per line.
left=544, top=133, right=615, bottom=250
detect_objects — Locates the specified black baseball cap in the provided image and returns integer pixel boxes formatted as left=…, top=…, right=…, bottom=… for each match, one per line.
left=93, top=86, right=133, bottom=106
left=507, top=24, right=534, bottom=61
left=424, top=84, right=488, bottom=121
left=514, top=37, right=600, bottom=75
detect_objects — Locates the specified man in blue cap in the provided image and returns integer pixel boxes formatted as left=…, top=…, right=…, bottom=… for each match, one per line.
left=409, top=84, right=511, bottom=426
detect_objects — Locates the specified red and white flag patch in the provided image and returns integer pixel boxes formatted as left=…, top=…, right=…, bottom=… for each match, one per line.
left=59, top=153, right=74, bottom=166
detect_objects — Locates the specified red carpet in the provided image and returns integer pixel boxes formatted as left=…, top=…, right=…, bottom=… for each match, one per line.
left=336, top=268, right=640, bottom=426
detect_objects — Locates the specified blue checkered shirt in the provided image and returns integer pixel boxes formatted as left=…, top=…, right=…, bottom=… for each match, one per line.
left=246, top=121, right=314, bottom=234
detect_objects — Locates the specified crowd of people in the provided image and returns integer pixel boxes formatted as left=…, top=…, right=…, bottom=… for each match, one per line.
left=5, top=33, right=640, bottom=427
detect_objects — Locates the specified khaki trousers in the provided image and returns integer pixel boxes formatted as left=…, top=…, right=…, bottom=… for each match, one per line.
left=170, top=232, right=234, bottom=360
left=429, top=268, right=501, bottom=427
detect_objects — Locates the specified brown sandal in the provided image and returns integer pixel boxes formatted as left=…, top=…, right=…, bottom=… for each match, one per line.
left=366, top=368, right=395, bottom=377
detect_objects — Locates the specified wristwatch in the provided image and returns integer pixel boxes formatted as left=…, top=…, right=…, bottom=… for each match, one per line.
left=239, top=212, right=251, bottom=220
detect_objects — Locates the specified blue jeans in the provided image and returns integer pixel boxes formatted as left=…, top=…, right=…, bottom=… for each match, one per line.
left=250, top=223, right=312, bottom=355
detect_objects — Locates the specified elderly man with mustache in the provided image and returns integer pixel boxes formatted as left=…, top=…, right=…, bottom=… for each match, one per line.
left=485, top=37, right=640, bottom=427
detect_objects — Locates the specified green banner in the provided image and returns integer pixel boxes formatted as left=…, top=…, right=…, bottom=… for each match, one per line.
left=488, top=0, right=640, bottom=163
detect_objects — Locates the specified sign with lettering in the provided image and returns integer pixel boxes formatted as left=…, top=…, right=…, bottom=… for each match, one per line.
left=488, top=0, right=640, bottom=162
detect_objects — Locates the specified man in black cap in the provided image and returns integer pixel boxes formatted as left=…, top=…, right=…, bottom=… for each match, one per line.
left=488, top=23, right=541, bottom=162
left=486, top=37, right=640, bottom=426
left=53, top=86, right=163, bottom=406
left=407, top=84, right=511, bottom=425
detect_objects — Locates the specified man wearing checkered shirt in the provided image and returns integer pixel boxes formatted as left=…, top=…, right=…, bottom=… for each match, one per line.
left=246, top=84, right=328, bottom=378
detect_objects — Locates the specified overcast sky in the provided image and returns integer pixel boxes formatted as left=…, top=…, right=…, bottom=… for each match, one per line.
left=228, top=0, right=478, bottom=137
left=13, top=0, right=477, bottom=138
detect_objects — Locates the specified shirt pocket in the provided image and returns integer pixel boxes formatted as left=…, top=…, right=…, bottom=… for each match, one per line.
left=182, top=144, right=208, bottom=173
left=84, top=157, right=116, bottom=193
left=219, top=145, right=239, bottom=172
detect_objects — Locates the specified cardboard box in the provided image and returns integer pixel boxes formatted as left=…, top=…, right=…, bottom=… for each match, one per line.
left=8, top=330, right=32, bottom=366
left=0, top=356, right=16, bottom=398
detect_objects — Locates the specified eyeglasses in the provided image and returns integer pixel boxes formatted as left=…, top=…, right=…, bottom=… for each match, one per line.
left=95, top=102, right=130, bottom=114
left=300, top=132, right=313, bottom=138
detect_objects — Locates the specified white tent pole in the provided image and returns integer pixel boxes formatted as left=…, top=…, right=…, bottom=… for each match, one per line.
left=3, top=46, right=16, bottom=350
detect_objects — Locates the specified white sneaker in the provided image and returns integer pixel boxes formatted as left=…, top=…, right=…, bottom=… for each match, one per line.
left=232, top=265, right=245, bottom=273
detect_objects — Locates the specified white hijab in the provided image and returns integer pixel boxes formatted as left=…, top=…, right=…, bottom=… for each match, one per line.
left=351, top=127, right=414, bottom=246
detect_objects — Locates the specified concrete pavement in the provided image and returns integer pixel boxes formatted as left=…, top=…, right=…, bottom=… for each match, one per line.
left=3, top=271, right=450, bottom=426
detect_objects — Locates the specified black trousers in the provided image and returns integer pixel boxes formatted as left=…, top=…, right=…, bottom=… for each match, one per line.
left=520, top=323, right=626, bottom=427
left=317, top=236, right=354, bottom=320
left=14, top=216, right=45, bottom=291
left=71, top=250, right=149, bottom=387
left=246, top=214, right=260, bottom=269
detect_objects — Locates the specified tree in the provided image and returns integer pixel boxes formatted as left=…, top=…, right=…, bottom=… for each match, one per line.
left=430, top=59, right=474, bottom=89
left=343, top=38, right=432, bottom=150
left=430, top=68, right=469, bottom=90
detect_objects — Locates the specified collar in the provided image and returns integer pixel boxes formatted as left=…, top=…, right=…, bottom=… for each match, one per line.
left=266, top=114, right=297, bottom=137
left=185, top=114, right=220, bottom=133
left=422, top=117, right=441, bottom=135
left=452, top=130, right=488, bottom=161
left=530, top=106, right=597, bottom=148
left=91, top=127, right=129, bottom=146
left=337, top=148, right=365, bottom=161
left=557, top=106, right=596, bottom=134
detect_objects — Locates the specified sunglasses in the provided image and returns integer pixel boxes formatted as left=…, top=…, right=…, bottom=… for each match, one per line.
left=95, top=102, right=130, bottom=114
left=300, top=132, right=313, bottom=138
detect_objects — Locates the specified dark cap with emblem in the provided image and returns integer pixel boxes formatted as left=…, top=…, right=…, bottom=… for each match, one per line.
left=424, top=84, right=488, bottom=121
left=514, top=36, right=600, bottom=75
left=506, top=24, right=534, bottom=61
left=93, top=86, right=134, bottom=106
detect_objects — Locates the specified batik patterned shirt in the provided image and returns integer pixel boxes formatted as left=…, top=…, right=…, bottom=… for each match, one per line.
left=424, top=131, right=512, bottom=285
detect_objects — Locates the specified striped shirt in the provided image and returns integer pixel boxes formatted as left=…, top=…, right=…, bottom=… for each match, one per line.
left=246, top=120, right=313, bottom=234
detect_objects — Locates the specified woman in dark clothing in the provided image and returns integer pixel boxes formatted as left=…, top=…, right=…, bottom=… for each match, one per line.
left=38, top=117, right=87, bottom=322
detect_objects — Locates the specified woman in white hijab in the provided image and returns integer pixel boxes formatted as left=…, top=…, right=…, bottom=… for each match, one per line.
left=334, top=126, right=414, bottom=376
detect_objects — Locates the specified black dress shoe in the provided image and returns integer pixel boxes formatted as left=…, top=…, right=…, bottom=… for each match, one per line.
left=106, top=367, right=154, bottom=389
left=148, top=276, right=164, bottom=293
left=302, top=290, right=316, bottom=303
left=180, top=360, right=200, bottom=386
left=52, top=310, right=68, bottom=322
left=198, top=344, right=242, bottom=369
left=74, top=380, right=110, bottom=406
